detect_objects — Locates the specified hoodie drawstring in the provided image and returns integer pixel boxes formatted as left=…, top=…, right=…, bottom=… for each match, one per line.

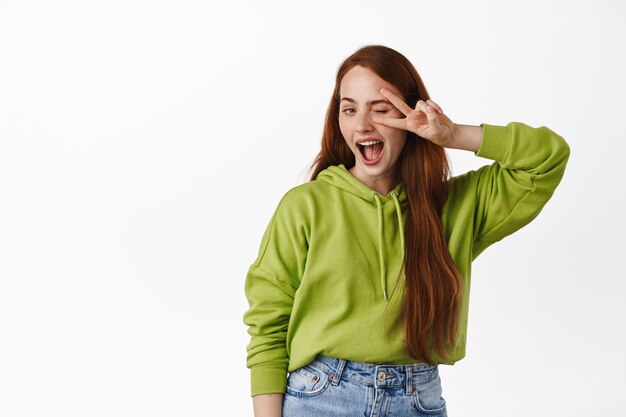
left=391, top=191, right=406, bottom=284
left=391, top=191, right=405, bottom=254
left=371, top=192, right=386, bottom=300
left=371, top=190, right=404, bottom=301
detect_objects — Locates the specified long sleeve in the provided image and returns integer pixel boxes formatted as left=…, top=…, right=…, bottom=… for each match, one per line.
left=464, top=122, right=570, bottom=258
left=242, top=189, right=309, bottom=396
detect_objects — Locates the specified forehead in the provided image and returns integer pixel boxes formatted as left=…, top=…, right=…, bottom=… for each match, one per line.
left=339, top=65, right=402, bottom=99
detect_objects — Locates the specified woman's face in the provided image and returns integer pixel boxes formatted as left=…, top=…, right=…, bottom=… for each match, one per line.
left=338, top=65, right=407, bottom=187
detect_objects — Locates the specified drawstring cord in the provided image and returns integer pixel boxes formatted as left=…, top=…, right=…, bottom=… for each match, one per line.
left=371, top=189, right=405, bottom=301
left=371, top=192, right=386, bottom=300
left=391, top=190, right=406, bottom=282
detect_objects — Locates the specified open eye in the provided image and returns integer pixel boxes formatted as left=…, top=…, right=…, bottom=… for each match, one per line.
left=342, top=108, right=356, bottom=115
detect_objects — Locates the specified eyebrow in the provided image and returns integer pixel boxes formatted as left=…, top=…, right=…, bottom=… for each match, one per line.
left=340, top=97, right=392, bottom=106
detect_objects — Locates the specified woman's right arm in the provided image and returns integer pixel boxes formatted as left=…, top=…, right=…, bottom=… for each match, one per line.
left=243, top=188, right=309, bottom=404
left=252, top=393, right=284, bottom=417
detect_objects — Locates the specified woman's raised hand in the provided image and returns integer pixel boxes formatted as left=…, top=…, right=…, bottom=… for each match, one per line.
left=372, top=87, right=458, bottom=148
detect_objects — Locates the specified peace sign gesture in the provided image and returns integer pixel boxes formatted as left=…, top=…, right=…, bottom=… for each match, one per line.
left=372, top=87, right=458, bottom=148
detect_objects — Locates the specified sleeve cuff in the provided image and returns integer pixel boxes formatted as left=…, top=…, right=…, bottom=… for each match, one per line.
left=475, top=123, right=512, bottom=163
left=250, top=364, right=288, bottom=396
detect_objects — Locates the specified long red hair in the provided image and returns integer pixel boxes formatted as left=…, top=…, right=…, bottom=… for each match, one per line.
left=308, top=45, right=462, bottom=365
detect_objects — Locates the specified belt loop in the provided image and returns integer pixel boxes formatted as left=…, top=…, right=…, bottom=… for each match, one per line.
left=405, top=365, right=412, bottom=395
left=330, top=358, right=346, bottom=386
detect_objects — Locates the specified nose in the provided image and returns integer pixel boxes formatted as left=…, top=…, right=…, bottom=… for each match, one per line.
left=356, top=112, right=374, bottom=134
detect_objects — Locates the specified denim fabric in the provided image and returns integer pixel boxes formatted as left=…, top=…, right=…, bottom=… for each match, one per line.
left=282, top=353, right=448, bottom=417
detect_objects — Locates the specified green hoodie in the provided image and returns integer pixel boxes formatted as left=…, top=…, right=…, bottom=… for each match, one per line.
left=243, top=122, right=570, bottom=396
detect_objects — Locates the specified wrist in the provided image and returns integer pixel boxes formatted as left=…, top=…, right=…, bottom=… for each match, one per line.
left=447, top=124, right=483, bottom=153
left=447, top=123, right=460, bottom=148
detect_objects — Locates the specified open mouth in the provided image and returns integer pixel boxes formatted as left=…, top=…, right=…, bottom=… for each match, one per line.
left=357, top=140, right=384, bottom=164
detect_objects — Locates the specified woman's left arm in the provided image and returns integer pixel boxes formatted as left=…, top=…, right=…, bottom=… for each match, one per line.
left=444, top=124, right=484, bottom=153
left=373, top=88, right=571, bottom=255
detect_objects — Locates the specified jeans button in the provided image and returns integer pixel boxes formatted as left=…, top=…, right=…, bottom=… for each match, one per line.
left=377, top=371, right=386, bottom=382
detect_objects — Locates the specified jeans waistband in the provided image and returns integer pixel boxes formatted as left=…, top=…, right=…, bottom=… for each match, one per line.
left=305, top=353, right=439, bottom=395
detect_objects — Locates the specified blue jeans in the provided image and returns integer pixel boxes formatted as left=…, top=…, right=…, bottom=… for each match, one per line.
left=282, top=353, right=448, bottom=417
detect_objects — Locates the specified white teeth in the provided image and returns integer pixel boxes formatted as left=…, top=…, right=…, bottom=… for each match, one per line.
left=358, top=140, right=382, bottom=146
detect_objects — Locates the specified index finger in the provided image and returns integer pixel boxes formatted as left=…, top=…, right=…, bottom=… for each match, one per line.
left=379, top=87, right=413, bottom=116
left=372, top=115, right=408, bottom=131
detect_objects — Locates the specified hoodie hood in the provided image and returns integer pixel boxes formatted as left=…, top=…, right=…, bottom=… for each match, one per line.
left=317, top=164, right=406, bottom=301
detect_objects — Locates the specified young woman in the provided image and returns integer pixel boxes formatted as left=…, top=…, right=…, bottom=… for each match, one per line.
left=243, top=45, right=570, bottom=417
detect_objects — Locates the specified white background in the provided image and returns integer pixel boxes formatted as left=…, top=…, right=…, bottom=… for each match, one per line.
left=1, top=1, right=625, bottom=416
